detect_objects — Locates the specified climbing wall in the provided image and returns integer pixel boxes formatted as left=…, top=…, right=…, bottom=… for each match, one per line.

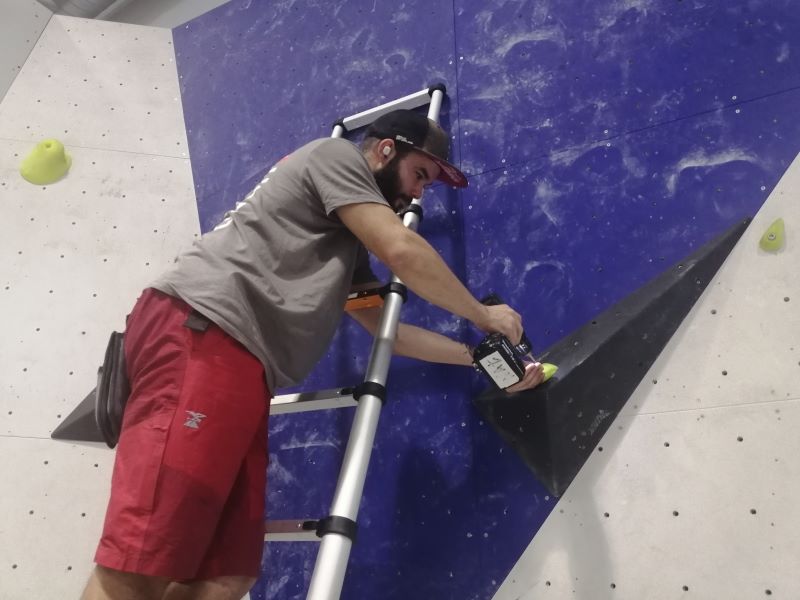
left=0, top=0, right=51, bottom=102
left=0, top=15, right=198, bottom=598
left=172, top=1, right=800, bottom=599
left=3, top=0, right=799, bottom=598
left=493, top=153, right=800, bottom=599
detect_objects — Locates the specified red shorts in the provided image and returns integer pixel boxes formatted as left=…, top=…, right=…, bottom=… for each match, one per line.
left=95, top=288, right=271, bottom=581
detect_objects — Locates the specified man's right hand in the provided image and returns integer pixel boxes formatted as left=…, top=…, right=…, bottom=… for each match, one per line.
left=477, top=303, right=524, bottom=345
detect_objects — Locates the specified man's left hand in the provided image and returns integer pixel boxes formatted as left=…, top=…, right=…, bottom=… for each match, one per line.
left=505, top=361, right=546, bottom=393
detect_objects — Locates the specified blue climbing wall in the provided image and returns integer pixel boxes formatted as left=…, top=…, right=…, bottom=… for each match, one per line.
left=173, top=1, right=800, bottom=598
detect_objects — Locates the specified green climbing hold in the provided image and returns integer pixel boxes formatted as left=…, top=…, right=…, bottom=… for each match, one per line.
left=759, top=218, right=785, bottom=252
left=20, top=139, right=72, bottom=185
left=541, top=362, right=558, bottom=382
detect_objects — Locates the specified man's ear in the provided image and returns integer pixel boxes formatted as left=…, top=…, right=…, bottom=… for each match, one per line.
left=378, top=140, right=394, bottom=159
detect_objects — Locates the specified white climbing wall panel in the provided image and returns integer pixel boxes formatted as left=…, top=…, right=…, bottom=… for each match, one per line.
left=0, top=15, right=199, bottom=597
left=0, top=15, right=190, bottom=157
left=493, top=154, right=800, bottom=600
left=0, top=0, right=51, bottom=103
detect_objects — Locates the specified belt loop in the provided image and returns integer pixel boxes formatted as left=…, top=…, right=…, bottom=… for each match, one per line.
left=184, top=311, right=211, bottom=332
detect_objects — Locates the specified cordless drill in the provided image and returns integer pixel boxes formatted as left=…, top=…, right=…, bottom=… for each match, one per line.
left=472, top=294, right=557, bottom=389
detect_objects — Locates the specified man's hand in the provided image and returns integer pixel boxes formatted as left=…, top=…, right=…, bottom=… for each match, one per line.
left=478, top=304, right=524, bottom=345
left=505, top=361, right=546, bottom=393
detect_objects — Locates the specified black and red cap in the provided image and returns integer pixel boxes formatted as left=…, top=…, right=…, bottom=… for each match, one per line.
left=365, top=109, right=468, bottom=188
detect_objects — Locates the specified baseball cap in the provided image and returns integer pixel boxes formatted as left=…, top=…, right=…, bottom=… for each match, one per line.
left=365, top=109, right=468, bottom=188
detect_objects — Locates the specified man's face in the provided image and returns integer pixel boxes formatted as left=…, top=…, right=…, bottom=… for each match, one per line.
left=374, top=150, right=441, bottom=212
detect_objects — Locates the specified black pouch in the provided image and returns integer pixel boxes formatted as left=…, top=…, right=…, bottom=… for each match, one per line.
left=95, top=331, right=130, bottom=449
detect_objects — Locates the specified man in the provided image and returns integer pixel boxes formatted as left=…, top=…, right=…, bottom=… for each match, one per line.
left=82, top=110, right=545, bottom=600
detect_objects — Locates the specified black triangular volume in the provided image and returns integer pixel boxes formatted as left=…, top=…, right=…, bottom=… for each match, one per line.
left=473, top=218, right=751, bottom=496
left=51, top=387, right=104, bottom=443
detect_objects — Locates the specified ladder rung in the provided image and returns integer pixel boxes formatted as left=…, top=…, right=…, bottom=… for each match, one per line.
left=341, top=88, right=432, bottom=131
left=270, top=386, right=357, bottom=415
left=265, top=519, right=320, bottom=542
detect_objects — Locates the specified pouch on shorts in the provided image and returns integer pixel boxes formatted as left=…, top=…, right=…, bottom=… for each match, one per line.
left=95, top=331, right=130, bottom=449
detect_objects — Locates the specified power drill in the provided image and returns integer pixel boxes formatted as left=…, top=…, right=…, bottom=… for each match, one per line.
left=472, top=293, right=535, bottom=389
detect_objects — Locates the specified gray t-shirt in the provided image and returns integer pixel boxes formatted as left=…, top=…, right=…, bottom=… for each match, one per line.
left=151, top=137, right=386, bottom=391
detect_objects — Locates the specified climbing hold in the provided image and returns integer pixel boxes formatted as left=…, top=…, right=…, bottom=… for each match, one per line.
left=759, top=218, right=785, bottom=252
left=20, top=139, right=72, bottom=185
left=542, top=363, right=558, bottom=382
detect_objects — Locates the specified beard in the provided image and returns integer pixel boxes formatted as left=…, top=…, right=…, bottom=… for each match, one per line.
left=373, top=157, right=412, bottom=212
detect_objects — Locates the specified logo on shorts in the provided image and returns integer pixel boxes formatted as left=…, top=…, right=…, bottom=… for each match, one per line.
left=184, top=411, right=207, bottom=429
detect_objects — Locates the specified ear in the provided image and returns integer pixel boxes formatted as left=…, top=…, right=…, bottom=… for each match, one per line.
left=378, top=140, right=394, bottom=158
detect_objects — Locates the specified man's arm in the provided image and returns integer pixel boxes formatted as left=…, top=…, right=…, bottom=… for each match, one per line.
left=336, top=202, right=523, bottom=343
left=348, top=307, right=473, bottom=365
left=347, top=307, right=545, bottom=392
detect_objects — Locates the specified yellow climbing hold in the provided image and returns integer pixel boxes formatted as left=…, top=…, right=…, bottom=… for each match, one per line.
left=541, top=362, right=558, bottom=382
left=20, top=139, right=72, bottom=185
left=759, top=218, right=785, bottom=252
